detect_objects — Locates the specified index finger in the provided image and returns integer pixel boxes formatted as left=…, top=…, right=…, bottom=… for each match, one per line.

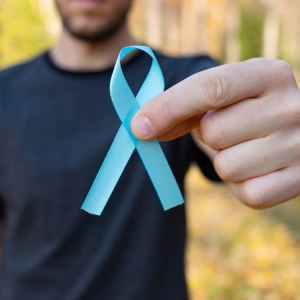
left=131, top=58, right=281, bottom=140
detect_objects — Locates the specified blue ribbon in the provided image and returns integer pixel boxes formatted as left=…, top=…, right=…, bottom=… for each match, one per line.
left=81, top=45, right=184, bottom=216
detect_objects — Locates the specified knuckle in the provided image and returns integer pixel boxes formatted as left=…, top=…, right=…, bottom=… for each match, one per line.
left=198, top=70, right=231, bottom=109
left=270, top=60, right=295, bottom=86
left=280, top=94, right=300, bottom=125
left=281, top=128, right=300, bottom=159
left=201, top=113, right=226, bottom=150
left=238, top=181, right=262, bottom=210
left=214, top=150, right=240, bottom=182
left=271, top=89, right=300, bottom=128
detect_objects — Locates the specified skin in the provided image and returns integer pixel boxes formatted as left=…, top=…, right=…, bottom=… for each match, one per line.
left=131, top=58, right=300, bottom=210
left=51, top=0, right=135, bottom=71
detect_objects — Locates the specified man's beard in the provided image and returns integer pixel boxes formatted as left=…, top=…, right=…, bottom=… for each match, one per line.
left=56, top=5, right=130, bottom=43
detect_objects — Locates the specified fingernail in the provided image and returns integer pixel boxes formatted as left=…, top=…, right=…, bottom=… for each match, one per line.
left=133, top=116, right=152, bottom=138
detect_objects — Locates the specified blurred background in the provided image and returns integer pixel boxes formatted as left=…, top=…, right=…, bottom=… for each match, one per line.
left=1, top=0, right=300, bottom=299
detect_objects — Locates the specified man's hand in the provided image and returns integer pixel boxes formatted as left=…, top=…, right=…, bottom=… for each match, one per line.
left=131, top=58, right=300, bottom=210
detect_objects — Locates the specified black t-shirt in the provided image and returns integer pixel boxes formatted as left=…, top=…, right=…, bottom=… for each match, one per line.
left=0, top=50, right=220, bottom=300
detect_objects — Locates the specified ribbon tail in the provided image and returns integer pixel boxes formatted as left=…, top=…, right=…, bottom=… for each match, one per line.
left=81, top=124, right=135, bottom=215
left=136, top=139, right=184, bottom=210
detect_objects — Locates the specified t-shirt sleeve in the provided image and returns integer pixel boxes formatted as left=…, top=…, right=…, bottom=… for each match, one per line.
left=187, top=135, right=222, bottom=182
left=175, top=55, right=219, bottom=82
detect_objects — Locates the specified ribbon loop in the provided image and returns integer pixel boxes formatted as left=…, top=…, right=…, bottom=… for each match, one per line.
left=82, top=46, right=184, bottom=216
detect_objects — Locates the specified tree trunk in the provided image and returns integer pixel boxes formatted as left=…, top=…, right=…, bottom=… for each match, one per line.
left=225, top=0, right=240, bottom=63
left=144, top=0, right=162, bottom=50
left=262, top=0, right=280, bottom=59
left=163, top=0, right=181, bottom=55
left=194, top=0, right=209, bottom=54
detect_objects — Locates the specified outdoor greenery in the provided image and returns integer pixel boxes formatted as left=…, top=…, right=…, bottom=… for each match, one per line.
left=0, top=0, right=55, bottom=67
left=240, top=3, right=264, bottom=61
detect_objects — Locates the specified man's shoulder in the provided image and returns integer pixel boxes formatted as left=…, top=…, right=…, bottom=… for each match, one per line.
left=155, top=51, right=218, bottom=68
left=153, top=51, right=219, bottom=84
left=0, top=54, right=45, bottom=85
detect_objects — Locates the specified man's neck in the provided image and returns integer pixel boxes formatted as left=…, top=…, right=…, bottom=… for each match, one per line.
left=50, top=22, right=136, bottom=71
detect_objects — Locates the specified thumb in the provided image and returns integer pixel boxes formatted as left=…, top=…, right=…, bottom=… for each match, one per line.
left=131, top=59, right=272, bottom=140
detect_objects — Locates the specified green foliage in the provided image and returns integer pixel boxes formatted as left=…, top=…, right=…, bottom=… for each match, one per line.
left=0, top=0, right=55, bottom=68
left=240, top=3, right=264, bottom=61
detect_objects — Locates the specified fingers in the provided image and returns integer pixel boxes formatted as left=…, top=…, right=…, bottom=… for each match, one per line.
left=230, top=166, right=300, bottom=209
left=157, top=113, right=205, bottom=141
left=131, top=59, right=294, bottom=140
left=214, top=128, right=300, bottom=183
left=199, top=88, right=300, bottom=150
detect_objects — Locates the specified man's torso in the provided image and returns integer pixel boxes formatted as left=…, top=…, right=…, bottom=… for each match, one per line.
left=0, top=50, right=218, bottom=300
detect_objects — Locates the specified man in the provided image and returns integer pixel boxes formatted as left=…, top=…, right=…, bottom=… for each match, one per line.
left=0, top=0, right=299, bottom=299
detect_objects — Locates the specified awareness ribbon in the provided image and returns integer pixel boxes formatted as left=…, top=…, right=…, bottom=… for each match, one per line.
left=81, top=45, right=184, bottom=216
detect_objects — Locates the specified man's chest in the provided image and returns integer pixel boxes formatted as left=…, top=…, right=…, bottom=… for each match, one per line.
left=1, top=82, right=121, bottom=172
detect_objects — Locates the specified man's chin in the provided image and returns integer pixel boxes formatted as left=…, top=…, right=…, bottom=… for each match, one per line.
left=68, top=31, right=111, bottom=43
left=63, top=20, right=124, bottom=43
